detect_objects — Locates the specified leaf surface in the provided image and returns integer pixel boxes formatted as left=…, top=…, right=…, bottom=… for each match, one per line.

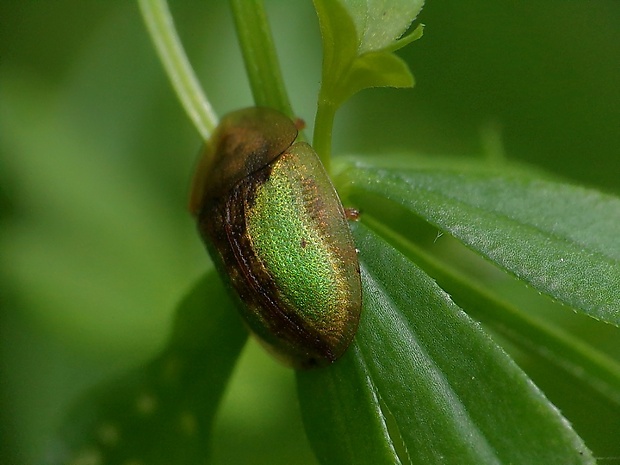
left=313, top=0, right=423, bottom=107
left=340, top=161, right=620, bottom=326
left=297, top=222, right=594, bottom=465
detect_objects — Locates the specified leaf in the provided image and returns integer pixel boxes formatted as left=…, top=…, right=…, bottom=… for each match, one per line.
left=313, top=0, right=423, bottom=108
left=298, top=222, right=594, bottom=465
left=362, top=215, right=620, bottom=411
left=297, top=344, right=402, bottom=465
left=339, top=51, right=415, bottom=106
left=40, top=272, right=248, bottom=465
left=344, top=0, right=425, bottom=54
left=339, top=161, right=620, bottom=326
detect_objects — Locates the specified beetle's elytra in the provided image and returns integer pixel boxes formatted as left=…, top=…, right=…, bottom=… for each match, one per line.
left=190, top=107, right=361, bottom=368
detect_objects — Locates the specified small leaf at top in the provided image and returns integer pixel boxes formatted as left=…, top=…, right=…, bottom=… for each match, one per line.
left=313, top=0, right=423, bottom=108
left=343, top=0, right=425, bottom=54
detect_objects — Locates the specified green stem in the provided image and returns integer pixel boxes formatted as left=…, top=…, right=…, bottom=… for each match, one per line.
left=312, top=97, right=335, bottom=172
left=229, top=0, right=293, bottom=118
left=362, top=214, right=620, bottom=409
left=138, top=0, right=218, bottom=140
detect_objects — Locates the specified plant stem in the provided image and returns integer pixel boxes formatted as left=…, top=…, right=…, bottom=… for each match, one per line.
left=229, top=0, right=293, bottom=118
left=313, top=97, right=335, bottom=172
left=138, top=0, right=218, bottom=140
left=363, top=214, right=620, bottom=408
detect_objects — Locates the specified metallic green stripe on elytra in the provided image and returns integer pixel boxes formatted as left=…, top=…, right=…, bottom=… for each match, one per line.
left=245, top=150, right=348, bottom=328
left=191, top=107, right=361, bottom=368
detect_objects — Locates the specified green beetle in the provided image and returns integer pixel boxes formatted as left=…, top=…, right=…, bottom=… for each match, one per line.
left=189, top=107, right=361, bottom=368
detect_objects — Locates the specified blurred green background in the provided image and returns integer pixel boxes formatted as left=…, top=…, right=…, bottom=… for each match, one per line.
left=1, top=1, right=619, bottom=464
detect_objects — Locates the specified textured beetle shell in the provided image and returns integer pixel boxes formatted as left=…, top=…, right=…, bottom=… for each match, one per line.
left=191, top=107, right=361, bottom=368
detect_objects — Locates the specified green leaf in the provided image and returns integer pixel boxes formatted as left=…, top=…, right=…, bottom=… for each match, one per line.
left=41, top=272, right=248, bottom=465
left=344, top=0, right=425, bottom=54
left=312, top=0, right=423, bottom=167
left=313, top=0, right=423, bottom=108
left=337, top=51, right=415, bottom=106
left=340, top=161, right=620, bottom=326
left=313, top=0, right=361, bottom=108
left=297, top=344, right=401, bottom=465
left=362, top=215, right=620, bottom=410
left=301, top=222, right=593, bottom=464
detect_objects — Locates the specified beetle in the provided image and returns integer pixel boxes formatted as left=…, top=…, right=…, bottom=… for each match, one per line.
left=189, top=107, right=361, bottom=368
